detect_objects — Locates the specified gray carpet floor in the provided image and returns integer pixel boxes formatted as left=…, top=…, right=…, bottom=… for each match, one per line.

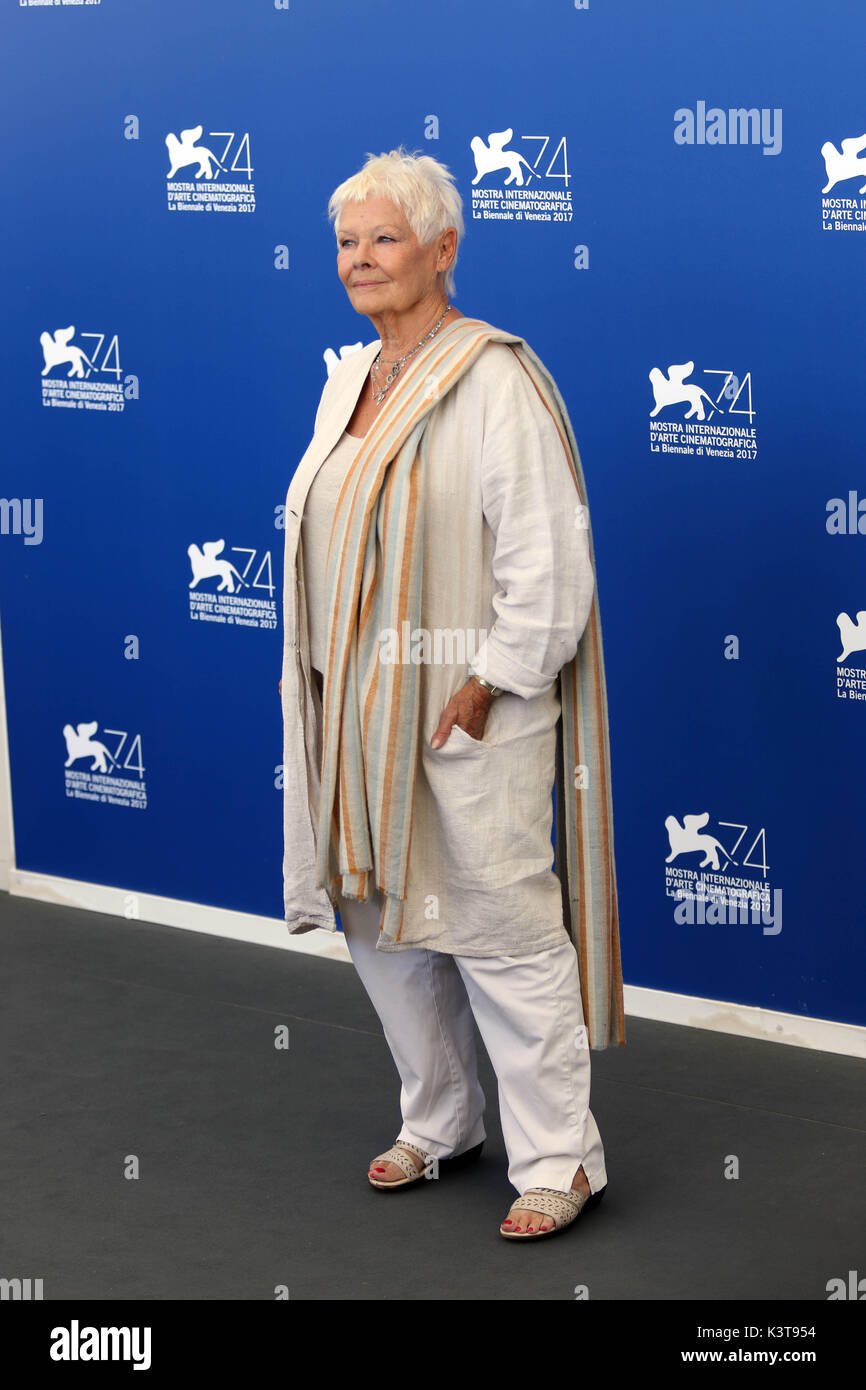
left=1, top=889, right=863, bottom=1301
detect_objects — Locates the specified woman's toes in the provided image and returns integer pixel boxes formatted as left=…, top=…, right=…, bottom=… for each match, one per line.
left=503, top=1206, right=554, bottom=1234
left=370, top=1150, right=427, bottom=1183
left=369, top=1160, right=399, bottom=1181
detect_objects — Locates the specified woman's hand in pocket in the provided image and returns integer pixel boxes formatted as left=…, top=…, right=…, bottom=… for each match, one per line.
left=430, top=677, right=494, bottom=749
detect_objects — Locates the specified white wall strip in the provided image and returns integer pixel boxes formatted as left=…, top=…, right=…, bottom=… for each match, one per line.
left=6, top=867, right=865, bottom=1059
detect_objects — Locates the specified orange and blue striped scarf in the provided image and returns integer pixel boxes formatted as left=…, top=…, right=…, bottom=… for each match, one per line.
left=315, top=317, right=625, bottom=1049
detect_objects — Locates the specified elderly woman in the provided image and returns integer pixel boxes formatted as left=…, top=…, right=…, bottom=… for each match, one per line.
left=280, top=147, right=624, bottom=1241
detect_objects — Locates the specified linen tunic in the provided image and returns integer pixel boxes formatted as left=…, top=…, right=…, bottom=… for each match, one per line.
left=283, top=334, right=596, bottom=958
left=300, top=428, right=364, bottom=676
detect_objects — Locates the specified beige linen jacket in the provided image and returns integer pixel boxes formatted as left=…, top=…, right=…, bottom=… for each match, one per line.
left=281, top=332, right=595, bottom=945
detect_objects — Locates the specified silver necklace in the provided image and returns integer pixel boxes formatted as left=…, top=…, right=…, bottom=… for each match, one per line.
left=369, top=300, right=453, bottom=405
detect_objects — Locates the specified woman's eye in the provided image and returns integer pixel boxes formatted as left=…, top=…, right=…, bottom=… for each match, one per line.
left=339, top=236, right=393, bottom=246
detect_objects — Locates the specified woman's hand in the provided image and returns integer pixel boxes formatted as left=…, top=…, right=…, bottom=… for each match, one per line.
left=430, top=678, right=494, bottom=748
left=280, top=672, right=494, bottom=741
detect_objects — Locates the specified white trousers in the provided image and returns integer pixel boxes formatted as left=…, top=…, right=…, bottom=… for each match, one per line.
left=337, top=890, right=607, bottom=1197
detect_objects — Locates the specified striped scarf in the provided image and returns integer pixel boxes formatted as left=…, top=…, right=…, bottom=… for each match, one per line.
left=315, top=317, right=625, bottom=1049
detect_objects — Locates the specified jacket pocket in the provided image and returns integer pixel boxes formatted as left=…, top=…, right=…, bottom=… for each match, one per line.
left=420, top=721, right=556, bottom=889
left=447, top=722, right=485, bottom=746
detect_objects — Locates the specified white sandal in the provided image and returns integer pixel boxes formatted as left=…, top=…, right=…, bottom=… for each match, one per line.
left=368, top=1138, right=484, bottom=1189
left=500, top=1183, right=607, bottom=1239
left=367, top=1141, right=437, bottom=1189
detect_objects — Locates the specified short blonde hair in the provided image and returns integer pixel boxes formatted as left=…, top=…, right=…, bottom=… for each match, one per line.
left=328, top=146, right=465, bottom=298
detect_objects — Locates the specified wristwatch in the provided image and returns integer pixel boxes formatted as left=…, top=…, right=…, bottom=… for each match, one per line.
left=472, top=674, right=502, bottom=697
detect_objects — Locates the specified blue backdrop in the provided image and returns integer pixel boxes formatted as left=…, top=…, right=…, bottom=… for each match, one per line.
left=1, top=0, right=863, bottom=1028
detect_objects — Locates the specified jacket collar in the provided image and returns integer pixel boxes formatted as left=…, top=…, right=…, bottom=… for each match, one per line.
left=288, top=340, right=381, bottom=512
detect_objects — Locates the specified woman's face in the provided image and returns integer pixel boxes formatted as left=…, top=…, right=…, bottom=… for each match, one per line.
left=336, top=197, right=446, bottom=316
